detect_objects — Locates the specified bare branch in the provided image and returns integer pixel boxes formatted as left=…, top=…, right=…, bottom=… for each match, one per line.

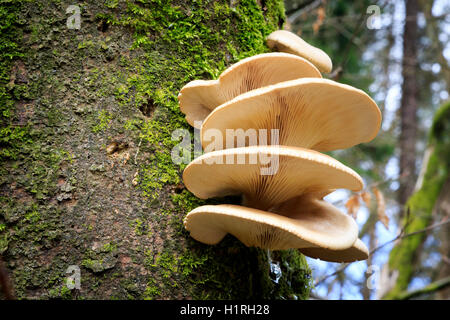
left=287, top=0, right=324, bottom=24
left=314, top=212, right=449, bottom=288
left=370, top=217, right=450, bottom=256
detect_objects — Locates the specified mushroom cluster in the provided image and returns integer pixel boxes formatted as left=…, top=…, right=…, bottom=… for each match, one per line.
left=178, top=30, right=381, bottom=263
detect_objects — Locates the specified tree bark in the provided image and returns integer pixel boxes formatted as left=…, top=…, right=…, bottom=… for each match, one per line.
left=420, top=0, right=450, bottom=92
left=0, top=0, right=311, bottom=300
left=435, top=178, right=450, bottom=299
left=398, top=0, right=419, bottom=207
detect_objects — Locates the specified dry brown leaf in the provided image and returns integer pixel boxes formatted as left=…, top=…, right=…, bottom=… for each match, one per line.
left=373, top=187, right=389, bottom=230
left=345, top=194, right=360, bottom=219
left=317, top=6, right=326, bottom=22
left=360, top=191, right=372, bottom=207
left=313, top=7, right=326, bottom=34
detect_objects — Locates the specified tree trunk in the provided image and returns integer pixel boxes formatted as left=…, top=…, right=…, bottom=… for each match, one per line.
left=384, top=101, right=450, bottom=299
left=0, top=0, right=312, bottom=299
left=435, top=178, right=450, bottom=299
left=420, top=0, right=450, bottom=92
left=398, top=0, right=419, bottom=207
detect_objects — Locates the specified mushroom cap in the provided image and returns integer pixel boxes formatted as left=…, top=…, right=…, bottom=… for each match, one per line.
left=178, top=53, right=322, bottom=127
left=266, top=30, right=333, bottom=73
left=183, top=146, right=363, bottom=210
left=184, top=203, right=358, bottom=251
left=201, top=78, right=381, bottom=152
left=299, top=238, right=369, bottom=262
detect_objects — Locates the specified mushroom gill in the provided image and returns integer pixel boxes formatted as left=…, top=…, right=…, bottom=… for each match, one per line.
left=201, top=78, right=381, bottom=152
left=178, top=53, right=321, bottom=127
left=299, top=238, right=369, bottom=263
left=182, top=145, right=363, bottom=211
left=184, top=201, right=358, bottom=251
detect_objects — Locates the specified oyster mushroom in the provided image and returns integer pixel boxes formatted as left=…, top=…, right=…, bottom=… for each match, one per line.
left=299, top=238, right=369, bottom=263
left=201, top=78, right=381, bottom=151
left=266, top=30, right=333, bottom=73
left=183, top=201, right=358, bottom=251
left=182, top=145, right=363, bottom=211
left=270, top=194, right=369, bottom=262
left=178, top=33, right=380, bottom=264
left=178, top=52, right=322, bottom=127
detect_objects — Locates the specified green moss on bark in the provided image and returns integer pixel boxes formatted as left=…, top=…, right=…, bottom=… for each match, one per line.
left=1, top=0, right=311, bottom=299
left=0, top=1, right=27, bottom=161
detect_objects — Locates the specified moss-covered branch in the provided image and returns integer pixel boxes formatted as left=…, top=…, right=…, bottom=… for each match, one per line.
left=384, top=101, right=450, bottom=299
left=393, top=276, right=450, bottom=300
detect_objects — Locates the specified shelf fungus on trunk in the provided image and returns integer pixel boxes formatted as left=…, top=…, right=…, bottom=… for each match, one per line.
left=178, top=30, right=381, bottom=263
left=299, top=239, right=369, bottom=263
left=266, top=30, right=333, bottom=73
left=183, top=199, right=358, bottom=251
left=182, top=146, right=363, bottom=210
left=182, top=147, right=365, bottom=259
left=178, top=53, right=321, bottom=127
left=271, top=195, right=369, bottom=262
left=201, top=78, right=381, bottom=151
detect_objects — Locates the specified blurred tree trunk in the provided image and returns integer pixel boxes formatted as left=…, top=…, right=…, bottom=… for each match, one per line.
left=420, top=0, right=450, bottom=92
left=398, top=0, right=419, bottom=208
left=384, top=101, right=450, bottom=299
left=0, top=0, right=312, bottom=300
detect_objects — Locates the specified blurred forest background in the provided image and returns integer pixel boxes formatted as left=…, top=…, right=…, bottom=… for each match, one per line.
left=285, top=0, right=450, bottom=299
left=0, top=0, right=448, bottom=301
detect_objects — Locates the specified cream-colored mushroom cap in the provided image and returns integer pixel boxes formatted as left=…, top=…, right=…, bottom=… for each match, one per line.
left=201, top=78, right=381, bottom=152
left=299, top=238, right=369, bottom=262
left=184, top=203, right=358, bottom=251
left=266, top=30, right=333, bottom=73
left=178, top=53, right=322, bottom=127
left=183, top=146, right=363, bottom=210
